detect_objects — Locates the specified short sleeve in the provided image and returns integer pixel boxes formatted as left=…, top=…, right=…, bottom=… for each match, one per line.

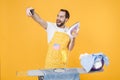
left=46, top=22, right=56, bottom=43
left=46, top=22, right=54, bottom=32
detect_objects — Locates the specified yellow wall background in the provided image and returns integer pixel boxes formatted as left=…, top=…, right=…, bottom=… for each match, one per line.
left=1, top=0, right=120, bottom=80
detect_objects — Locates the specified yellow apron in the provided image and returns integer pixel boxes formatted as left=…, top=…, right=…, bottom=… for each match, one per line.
left=45, top=32, right=70, bottom=69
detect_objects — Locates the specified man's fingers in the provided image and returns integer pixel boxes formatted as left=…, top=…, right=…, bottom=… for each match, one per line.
left=72, top=30, right=78, bottom=38
left=28, top=12, right=32, bottom=16
left=26, top=7, right=34, bottom=16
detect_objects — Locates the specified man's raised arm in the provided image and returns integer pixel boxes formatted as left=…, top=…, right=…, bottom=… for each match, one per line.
left=26, top=7, right=47, bottom=29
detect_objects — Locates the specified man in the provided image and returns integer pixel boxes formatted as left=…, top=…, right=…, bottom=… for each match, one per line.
left=26, top=8, right=77, bottom=69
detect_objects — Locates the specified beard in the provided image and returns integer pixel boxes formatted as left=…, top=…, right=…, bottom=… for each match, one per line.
left=56, top=19, right=65, bottom=27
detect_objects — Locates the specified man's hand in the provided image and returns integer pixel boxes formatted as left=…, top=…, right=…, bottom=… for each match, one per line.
left=26, top=7, right=34, bottom=16
left=71, top=29, right=78, bottom=38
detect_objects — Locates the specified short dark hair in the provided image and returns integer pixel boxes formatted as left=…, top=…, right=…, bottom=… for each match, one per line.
left=60, top=9, right=70, bottom=19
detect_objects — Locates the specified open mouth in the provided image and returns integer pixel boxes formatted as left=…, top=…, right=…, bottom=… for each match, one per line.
left=56, top=19, right=61, bottom=23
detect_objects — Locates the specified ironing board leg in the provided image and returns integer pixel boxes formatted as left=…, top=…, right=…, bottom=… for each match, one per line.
left=38, top=76, right=44, bottom=80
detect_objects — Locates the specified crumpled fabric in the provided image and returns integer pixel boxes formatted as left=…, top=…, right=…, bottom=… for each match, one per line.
left=80, top=52, right=109, bottom=72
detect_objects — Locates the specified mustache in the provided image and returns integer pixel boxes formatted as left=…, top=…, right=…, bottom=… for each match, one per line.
left=56, top=19, right=61, bottom=23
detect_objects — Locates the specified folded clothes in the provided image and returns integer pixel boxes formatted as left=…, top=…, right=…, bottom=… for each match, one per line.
left=41, top=68, right=80, bottom=80
left=79, top=52, right=109, bottom=72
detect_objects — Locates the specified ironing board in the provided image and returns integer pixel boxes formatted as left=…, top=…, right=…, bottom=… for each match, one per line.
left=17, top=68, right=103, bottom=80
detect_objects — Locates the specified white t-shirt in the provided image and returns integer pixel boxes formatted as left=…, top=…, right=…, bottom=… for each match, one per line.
left=46, top=22, right=68, bottom=43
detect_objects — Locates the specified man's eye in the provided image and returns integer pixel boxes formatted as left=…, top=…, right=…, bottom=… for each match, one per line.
left=60, top=16, right=64, bottom=18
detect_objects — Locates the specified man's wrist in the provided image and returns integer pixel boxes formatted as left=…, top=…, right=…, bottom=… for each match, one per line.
left=70, top=37, right=75, bottom=41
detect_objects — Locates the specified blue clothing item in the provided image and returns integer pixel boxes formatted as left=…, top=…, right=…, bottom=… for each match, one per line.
left=41, top=68, right=80, bottom=80
left=80, top=52, right=109, bottom=72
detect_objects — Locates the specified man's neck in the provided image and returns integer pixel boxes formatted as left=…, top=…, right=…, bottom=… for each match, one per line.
left=59, top=25, right=65, bottom=28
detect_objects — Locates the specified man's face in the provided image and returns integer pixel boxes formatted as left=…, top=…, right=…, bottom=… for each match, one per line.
left=56, top=11, right=68, bottom=27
